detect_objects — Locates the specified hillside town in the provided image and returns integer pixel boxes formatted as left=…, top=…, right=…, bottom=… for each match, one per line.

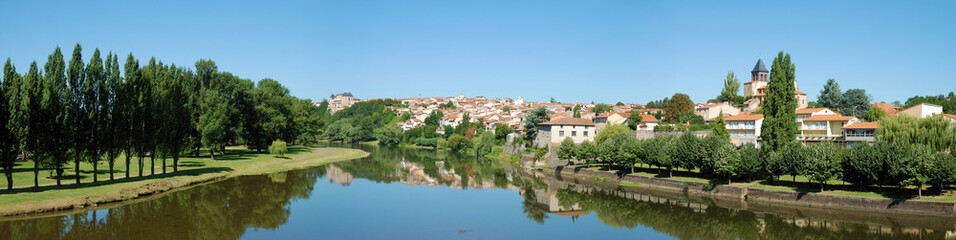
left=320, top=58, right=956, bottom=159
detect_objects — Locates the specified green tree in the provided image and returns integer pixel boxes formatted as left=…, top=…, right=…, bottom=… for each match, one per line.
left=877, top=114, right=955, bottom=152
left=674, top=131, right=704, bottom=172
left=424, top=110, right=443, bottom=126
left=575, top=140, right=597, bottom=162
left=523, top=107, right=550, bottom=143
left=867, top=107, right=887, bottom=122
left=67, top=43, right=87, bottom=184
left=711, top=114, right=729, bottom=141
left=494, top=124, right=513, bottom=144
left=760, top=52, right=799, bottom=153
left=557, top=137, right=576, bottom=160
left=736, top=143, right=761, bottom=182
left=374, top=125, right=402, bottom=146
left=44, top=46, right=70, bottom=186
left=840, top=89, right=871, bottom=119
left=448, top=134, right=470, bottom=153
left=595, top=123, right=630, bottom=145
left=122, top=54, right=140, bottom=177
left=779, top=142, right=806, bottom=182
left=472, top=131, right=495, bottom=158
left=663, top=93, right=693, bottom=122
left=717, top=71, right=741, bottom=104
left=615, top=102, right=625, bottom=106
left=23, top=62, right=45, bottom=190
left=817, top=78, right=842, bottom=109
left=804, top=142, right=843, bottom=191
left=597, top=132, right=641, bottom=172
left=592, top=104, right=613, bottom=115
left=83, top=49, right=104, bottom=182
left=643, top=135, right=677, bottom=177
left=1, top=59, right=21, bottom=189
left=710, top=143, right=740, bottom=184
left=625, top=110, right=643, bottom=130
left=269, top=140, right=288, bottom=158
left=199, top=89, right=229, bottom=160
left=841, top=143, right=882, bottom=190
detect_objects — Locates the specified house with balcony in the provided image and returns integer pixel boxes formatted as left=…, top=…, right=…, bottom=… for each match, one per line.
left=723, top=114, right=764, bottom=146
left=842, top=122, right=878, bottom=147
left=798, top=114, right=859, bottom=145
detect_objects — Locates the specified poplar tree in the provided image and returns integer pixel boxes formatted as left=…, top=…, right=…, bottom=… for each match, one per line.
left=1, top=59, right=20, bottom=189
left=67, top=43, right=87, bottom=185
left=123, top=54, right=139, bottom=178
left=102, top=53, right=121, bottom=180
left=24, top=62, right=43, bottom=190
left=85, top=49, right=103, bottom=182
left=44, top=47, right=70, bottom=186
left=759, top=52, right=798, bottom=153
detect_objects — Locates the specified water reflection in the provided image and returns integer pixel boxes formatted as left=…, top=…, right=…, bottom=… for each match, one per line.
left=1, top=143, right=954, bottom=239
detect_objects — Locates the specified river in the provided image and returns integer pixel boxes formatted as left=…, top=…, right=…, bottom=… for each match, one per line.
left=0, top=143, right=953, bottom=239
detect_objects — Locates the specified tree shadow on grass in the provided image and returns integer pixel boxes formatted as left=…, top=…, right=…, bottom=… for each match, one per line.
left=0, top=167, right=233, bottom=195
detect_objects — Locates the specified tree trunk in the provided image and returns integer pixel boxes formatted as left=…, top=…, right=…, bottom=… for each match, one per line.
left=5, top=167, right=12, bottom=190
left=918, top=184, right=922, bottom=199
left=792, top=175, right=796, bottom=182
left=173, top=152, right=179, bottom=172
left=92, top=155, right=98, bottom=183
left=150, top=152, right=155, bottom=175
left=138, top=155, right=143, bottom=177
left=820, top=181, right=824, bottom=192
left=210, top=149, right=215, bottom=160
left=75, top=154, right=81, bottom=185
left=56, top=164, right=62, bottom=186
left=125, top=150, right=131, bottom=179
left=162, top=152, right=167, bottom=174
left=33, top=155, right=39, bottom=191
left=109, top=156, right=115, bottom=181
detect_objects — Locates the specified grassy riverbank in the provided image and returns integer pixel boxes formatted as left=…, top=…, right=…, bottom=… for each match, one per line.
left=567, top=163, right=956, bottom=202
left=0, top=146, right=369, bottom=216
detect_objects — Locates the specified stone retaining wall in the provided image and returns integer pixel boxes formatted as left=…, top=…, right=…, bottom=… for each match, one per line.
left=543, top=165, right=956, bottom=217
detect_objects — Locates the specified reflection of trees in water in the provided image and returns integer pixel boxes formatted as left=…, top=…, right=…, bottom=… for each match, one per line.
left=551, top=188, right=947, bottom=240
left=332, top=144, right=516, bottom=190
left=0, top=169, right=324, bottom=239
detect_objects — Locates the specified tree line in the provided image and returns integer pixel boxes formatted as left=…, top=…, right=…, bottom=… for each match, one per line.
left=559, top=123, right=956, bottom=197
left=0, top=44, right=323, bottom=191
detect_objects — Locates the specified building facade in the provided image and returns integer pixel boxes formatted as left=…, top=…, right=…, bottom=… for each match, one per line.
left=534, top=117, right=596, bottom=149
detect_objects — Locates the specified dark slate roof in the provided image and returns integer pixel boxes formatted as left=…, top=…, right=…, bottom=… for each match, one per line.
left=752, top=58, right=768, bottom=73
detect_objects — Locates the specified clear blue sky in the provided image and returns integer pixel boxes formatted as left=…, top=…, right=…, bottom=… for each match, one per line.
left=2, top=0, right=954, bottom=104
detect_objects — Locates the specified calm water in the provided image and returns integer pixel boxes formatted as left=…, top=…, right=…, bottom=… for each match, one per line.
left=1, top=143, right=954, bottom=239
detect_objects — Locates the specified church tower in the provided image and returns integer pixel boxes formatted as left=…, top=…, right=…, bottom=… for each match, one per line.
left=743, top=58, right=769, bottom=98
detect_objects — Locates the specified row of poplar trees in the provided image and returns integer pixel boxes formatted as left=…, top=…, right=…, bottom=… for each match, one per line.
left=0, top=44, right=324, bottom=191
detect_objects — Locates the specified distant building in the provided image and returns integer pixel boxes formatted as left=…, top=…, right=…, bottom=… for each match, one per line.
left=724, top=114, right=764, bottom=146
left=534, top=117, right=596, bottom=149
left=898, top=103, right=943, bottom=119
left=593, top=111, right=658, bottom=131
left=329, top=92, right=360, bottom=114
left=695, top=102, right=740, bottom=120
left=842, top=122, right=878, bottom=147
left=742, top=59, right=808, bottom=111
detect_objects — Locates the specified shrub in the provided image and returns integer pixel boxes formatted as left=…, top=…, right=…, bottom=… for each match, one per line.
left=269, top=140, right=288, bottom=158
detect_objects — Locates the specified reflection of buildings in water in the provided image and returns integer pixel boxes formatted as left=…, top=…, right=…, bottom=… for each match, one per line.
left=326, top=164, right=354, bottom=186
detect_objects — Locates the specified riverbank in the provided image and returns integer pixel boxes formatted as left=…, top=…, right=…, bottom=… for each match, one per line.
left=0, top=147, right=369, bottom=217
left=537, top=165, right=956, bottom=217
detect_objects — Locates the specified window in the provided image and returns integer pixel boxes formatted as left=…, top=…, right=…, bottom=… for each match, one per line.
left=559, top=131, right=564, bottom=136
left=584, top=126, right=589, bottom=129
left=572, top=131, right=577, bottom=137
left=583, top=131, right=588, bottom=137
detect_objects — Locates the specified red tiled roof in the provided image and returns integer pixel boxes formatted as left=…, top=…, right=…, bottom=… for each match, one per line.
left=842, top=122, right=879, bottom=129
left=724, top=114, right=764, bottom=121
left=539, top=117, right=595, bottom=126
left=872, top=102, right=898, bottom=115
left=640, top=114, right=659, bottom=122
left=803, top=114, right=858, bottom=121
left=943, top=113, right=956, bottom=120
left=795, top=108, right=830, bottom=114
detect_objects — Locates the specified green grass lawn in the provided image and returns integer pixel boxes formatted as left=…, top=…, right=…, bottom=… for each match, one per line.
left=1, top=146, right=310, bottom=189
left=561, top=162, right=956, bottom=202
left=0, top=145, right=369, bottom=215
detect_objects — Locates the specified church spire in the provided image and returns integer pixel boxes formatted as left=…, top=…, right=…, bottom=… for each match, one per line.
left=752, top=58, right=768, bottom=73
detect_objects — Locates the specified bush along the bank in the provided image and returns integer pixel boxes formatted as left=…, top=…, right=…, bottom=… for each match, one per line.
left=556, top=131, right=956, bottom=198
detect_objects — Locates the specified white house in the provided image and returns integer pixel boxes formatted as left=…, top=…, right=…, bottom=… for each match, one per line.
left=534, top=117, right=596, bottom=149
